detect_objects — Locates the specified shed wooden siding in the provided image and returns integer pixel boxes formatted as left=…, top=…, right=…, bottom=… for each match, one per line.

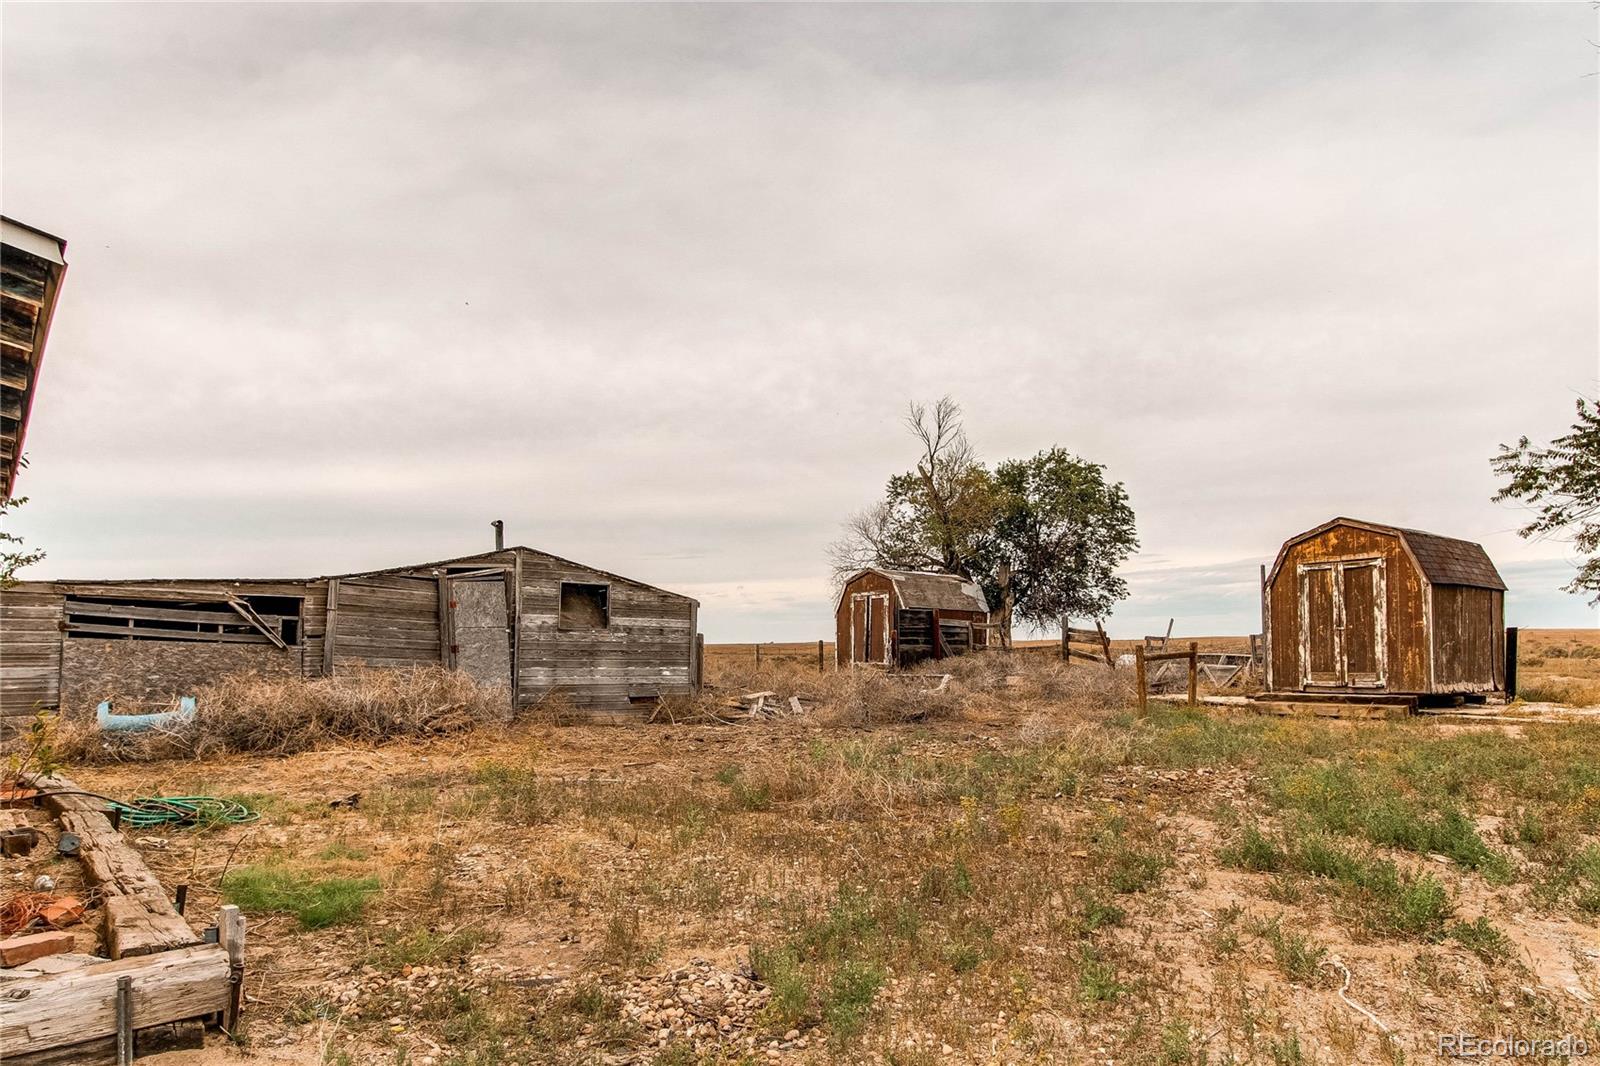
left=515, top=550, right=695, bottom=711
left=1430, top=585, right=1505, bottom=692
left=0, top=588, right=64, bottom=719
left=300, top=581, right=329, bottom=678
left=1266, top=524, right=1427, bottom=693
left=329, top=574, right=442, bottom=672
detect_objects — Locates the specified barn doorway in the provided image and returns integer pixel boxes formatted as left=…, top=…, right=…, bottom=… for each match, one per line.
left=1297, top=559, right=1385, bottom=689
left=850, top=592, right=891, bottom=665
left=448, top=575, right=512, bottom=690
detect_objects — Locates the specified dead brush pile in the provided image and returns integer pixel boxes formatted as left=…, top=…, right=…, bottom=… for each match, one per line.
left=55, top=666, right=509, bottom=763
left=688, top=649, right=1133, bottom=726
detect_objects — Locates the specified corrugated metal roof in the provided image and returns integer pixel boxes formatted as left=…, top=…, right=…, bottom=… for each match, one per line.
left=875, top=569, right=991, bottom=613
left=1393, top=527, right=1507, bottom=590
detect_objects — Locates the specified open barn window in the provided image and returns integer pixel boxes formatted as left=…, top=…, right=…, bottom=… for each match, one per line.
left=558, top=582, right=609, bottom=630
left=63, top=595, right=302, bottom=646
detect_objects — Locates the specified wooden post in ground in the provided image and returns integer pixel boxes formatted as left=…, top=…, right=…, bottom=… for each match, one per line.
left=1135, top=645, right=1147, bottom=715
left=694, top=634, right=705, bottom=691
left=115, top=976, right=133, bottom=1066
left=1505, top=627, right=1518, bottom=699
left=1187, top=641, right=1199, bottom=708
left=817, top=639, right=824, bottom=673
left=1060, top=618, right=1068, bottom=664
left=219, top=904, right=245, bottom=1035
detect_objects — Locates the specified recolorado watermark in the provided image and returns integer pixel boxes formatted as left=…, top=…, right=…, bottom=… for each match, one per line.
left=1437, top=1033, right=1592, bottom=1059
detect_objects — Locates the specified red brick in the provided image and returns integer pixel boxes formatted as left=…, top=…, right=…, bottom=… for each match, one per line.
left=0, top=930, right=73, bottom=967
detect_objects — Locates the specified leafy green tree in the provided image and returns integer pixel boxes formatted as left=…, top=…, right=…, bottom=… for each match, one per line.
left=831, top=400, right=1137, bottom=646
left=977, top=448, right=1138, bottom=634
left=1493, top=397, right=1600, bottom=604
left=1, top=492, right=44, bottom=589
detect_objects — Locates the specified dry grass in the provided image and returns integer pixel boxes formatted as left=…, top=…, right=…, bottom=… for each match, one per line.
left=54, top=666, right=510, bottom=763
left=1515, top=628, right=1600, bottom=707
left=54, top=638, right=1600, bottom=1066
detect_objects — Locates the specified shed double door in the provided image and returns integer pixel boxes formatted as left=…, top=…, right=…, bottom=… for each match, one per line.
left=850, top=592, right=891, bottom=665
left=1298, top=559, right=1385, bottom=688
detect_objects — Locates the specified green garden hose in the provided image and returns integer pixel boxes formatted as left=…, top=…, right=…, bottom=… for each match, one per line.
left=105, top=796, right=260, bottom=830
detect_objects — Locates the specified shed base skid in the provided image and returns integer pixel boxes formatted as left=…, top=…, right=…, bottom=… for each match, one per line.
left=1250, top=695, right=1413, bottom=720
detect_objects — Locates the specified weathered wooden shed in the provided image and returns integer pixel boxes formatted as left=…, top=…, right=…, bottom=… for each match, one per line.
left=1262, top=518, right=1506, bottom=699
left=834, top=569, right=991, bottom=668
left=2, top=216, right=69, bottom=499
left=0, top=546, right=700, bottom=724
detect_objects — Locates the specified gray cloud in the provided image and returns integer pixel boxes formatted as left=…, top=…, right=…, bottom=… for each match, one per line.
left=3, top=3, right=1595, bottom=639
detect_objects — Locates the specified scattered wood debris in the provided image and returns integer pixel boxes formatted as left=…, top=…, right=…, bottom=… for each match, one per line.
left=0, top=772, right=248, bottom=1064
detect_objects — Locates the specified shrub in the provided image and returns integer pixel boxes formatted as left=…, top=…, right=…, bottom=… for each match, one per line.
left=1448, top=917, right=1512, bottom=961
left=1220, top=825, right=1286, bottom=872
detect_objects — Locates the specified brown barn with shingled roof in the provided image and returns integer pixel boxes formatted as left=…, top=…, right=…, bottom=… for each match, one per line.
left=1262, top=517, right=1507, bottom=699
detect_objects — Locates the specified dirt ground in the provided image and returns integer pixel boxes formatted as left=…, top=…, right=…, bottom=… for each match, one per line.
left=10, top=632, right=1600, bottom=1065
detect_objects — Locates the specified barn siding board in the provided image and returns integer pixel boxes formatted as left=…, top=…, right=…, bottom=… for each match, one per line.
left=332, top=574, right=442, bottom=672
left=1431, top=585, right=1500, bottom=690
left=513, top=549, right=694, bottom=712
left=0, top=590, right=62, bottom=715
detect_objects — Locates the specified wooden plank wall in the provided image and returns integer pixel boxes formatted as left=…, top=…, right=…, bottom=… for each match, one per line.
left=0, top=587, right=64, bottom=718
left=331, top=574, right=442, bottom=672
left=1430, top=584, right=1503, bottom=691
left=515, top=550, right=694, bottom=711
left=300, top=580, right=329, bottom=677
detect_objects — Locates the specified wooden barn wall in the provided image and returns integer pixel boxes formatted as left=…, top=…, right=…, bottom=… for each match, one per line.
left=0, top=588, right=64, bottom=718
left=835, top=572, right=896, bottom=666
left=515, top=551, right=694, bottom=712
left=58, top=640, right=298, bottom=717
left=1267, top=526, right=1428, bottom=693
left=1430, top=585, right=1504, bottom=692
left=300, top=580, right=329, bottom=677
left=331, top=574, right=442, bottom=672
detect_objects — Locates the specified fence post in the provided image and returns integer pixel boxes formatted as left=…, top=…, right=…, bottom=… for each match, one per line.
left=1135, top=645, right=1147, bottom=715
left=1060, top=619, right=1069, bottom=664
left=818, top=638, right=824, bottom=673
left=1505, top=627, right=1518, bottom=699
left=754, top=643, right=761, bottom=671
left=1187, top=641, right=1199, bottom=709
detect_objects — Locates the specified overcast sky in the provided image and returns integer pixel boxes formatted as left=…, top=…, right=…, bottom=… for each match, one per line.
left=3, top=3, right=1596, bottom=641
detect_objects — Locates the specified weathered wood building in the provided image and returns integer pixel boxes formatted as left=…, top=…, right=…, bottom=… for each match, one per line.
left=834, top=569, right=992, bottom=668
left=1262, top=517, right=1507, bottom=698
left=0, top=547, right=699, bottom=723
left=2, top=216, right=69, bottom=499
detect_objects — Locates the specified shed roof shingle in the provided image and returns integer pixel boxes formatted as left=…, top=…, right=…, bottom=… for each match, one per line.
left=1393, top=527, right=1506, bottom=590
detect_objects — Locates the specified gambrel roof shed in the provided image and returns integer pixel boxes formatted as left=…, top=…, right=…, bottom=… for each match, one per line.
left=1263, top=517, right=1506, bottom=698
left=834, top=569, right=991, bottom=615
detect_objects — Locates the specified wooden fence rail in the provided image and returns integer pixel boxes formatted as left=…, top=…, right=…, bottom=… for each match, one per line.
left=1134, top=641, right=1198, bottom=713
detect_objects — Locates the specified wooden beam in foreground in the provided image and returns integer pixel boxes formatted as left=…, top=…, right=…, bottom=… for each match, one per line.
left=1250, top=700, right=1411, bottom=721
left=0, top=944, right=228, bottom=1059
left=23, top=773, right=200, bottom=959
